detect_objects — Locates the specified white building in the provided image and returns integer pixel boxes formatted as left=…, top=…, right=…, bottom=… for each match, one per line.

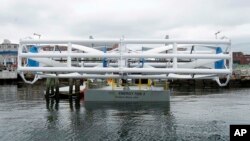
left=0, top=39, right=18, bottom=68
left=0, top=39, right=18, bottom=79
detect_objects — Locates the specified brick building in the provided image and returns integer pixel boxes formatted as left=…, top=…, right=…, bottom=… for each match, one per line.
left=233, top=52, right=250, bottom=64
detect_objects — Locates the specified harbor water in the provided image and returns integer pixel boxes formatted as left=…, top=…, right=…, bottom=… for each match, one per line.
left=1, top=83, right=250, bottom=141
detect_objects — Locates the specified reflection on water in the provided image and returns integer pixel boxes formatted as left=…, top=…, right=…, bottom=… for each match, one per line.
left=46, top=98, right=59, bottom=111
left=1, top=84, right=250, bottom=140
left=172, top=87, right=225, bottom=96
left=83, top=102, right=175, bottom=140
left=44, top=99, right=175, bottom=141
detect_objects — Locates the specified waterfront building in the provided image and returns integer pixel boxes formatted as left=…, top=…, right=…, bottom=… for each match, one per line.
left=0, top=39, right=18, bottom=79
left=233, top=52, right=250, bottom=65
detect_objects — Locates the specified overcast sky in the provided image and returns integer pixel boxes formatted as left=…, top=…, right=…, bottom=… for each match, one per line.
left=0, top=0, right=250, bottom=52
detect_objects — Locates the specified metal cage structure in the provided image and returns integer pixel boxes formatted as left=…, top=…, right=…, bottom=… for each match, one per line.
left=17, top=38, right=232, bottom=86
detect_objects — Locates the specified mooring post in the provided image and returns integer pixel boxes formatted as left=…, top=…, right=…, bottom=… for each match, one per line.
left=147, top=79, right=151, bottom=88
left=50, top=78, right=55, bottom=96
left=112, top=78, right=115, bottom=90
left=55, top=76, right=59, bottom=100
left=75, top=79, right=80, bottom=98
left=69, top=78, right=73, bottom=99
left=139, top=79, right=142, bottom=90
left=87, top=79, right=90, bottom=89
left=164, top=81, right=169, bottom=90
left=45, top=78, right=50, bottom=99
left=111, top=78, right=115, bottom=90
left=116, top=79, right=119, bottom=87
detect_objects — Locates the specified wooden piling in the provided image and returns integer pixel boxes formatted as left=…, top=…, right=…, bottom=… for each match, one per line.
left=139, top=79, right=141, bottom=90
left=69, top=97, right=73, bottom=111
left=45, top=78, right=50, bottom=99
left=75, top=79, right=80, bottom=98
left=75, top=98, right=80, bottom=110
left=69, top=78, right=73, bottom=99
left=55, top=77, right=59, bottom=100
left=164, top=81, right=169, bottom=90
left=112, top=78, right=115, bottom=90
left=50, top=78, right=55, bottom=96
left=116, top=79, right=119, bottom=87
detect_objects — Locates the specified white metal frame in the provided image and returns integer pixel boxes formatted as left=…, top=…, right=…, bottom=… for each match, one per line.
left=18, top=38, right=232, bottom=86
